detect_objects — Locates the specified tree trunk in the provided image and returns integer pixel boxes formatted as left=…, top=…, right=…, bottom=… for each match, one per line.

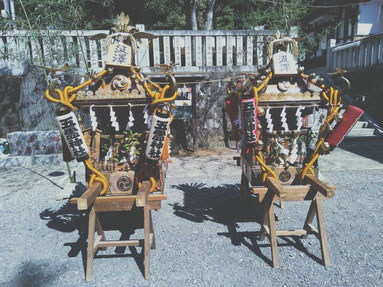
left=204, top=0, right=215, bottom=30
left=187, top=0, right=198, bottom=30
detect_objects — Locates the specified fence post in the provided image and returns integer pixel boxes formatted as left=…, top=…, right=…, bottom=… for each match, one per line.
left=326, top=39, right=336, bottom=72
left=136, top=24, right=149, bottom=67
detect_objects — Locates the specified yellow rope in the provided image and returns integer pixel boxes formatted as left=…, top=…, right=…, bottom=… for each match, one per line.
left=297, top=73, right=342, bottom=181
left=45, top=70, right=109, bottom=195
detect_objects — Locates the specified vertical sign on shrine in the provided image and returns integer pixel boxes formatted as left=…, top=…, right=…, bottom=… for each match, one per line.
left=56, top=111, right=89, bottom=161
left=241, top=98, right=258, bottom=144
left=145, top=114, right=171, bottom=160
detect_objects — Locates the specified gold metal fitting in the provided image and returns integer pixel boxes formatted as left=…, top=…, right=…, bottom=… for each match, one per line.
left=256, top=140, right=264, bottom=149
left=317, top=78, right=325, bottom=85
left=309, top=73, right=316, bottom=79
left=135, top=66, right=141, bottom=72
left=326, top=125, right=333, bottom=133
left=257, top=123, right=263, bottom=130
left=257, top=107, right=265, bottom=117
left=106, top=67, right=114, bottom=74
left=321, top=142, right=331, bottom=151
left=335, top=113, right=343, bottom=122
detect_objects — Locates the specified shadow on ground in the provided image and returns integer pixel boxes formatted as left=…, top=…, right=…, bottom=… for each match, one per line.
left=40, top=203, right=146, bottom=277
left=4, top=261, right=59, bottom=287
left=170, top=183, right=324, bottom=267
left=340, top=137, right=383, bottom=164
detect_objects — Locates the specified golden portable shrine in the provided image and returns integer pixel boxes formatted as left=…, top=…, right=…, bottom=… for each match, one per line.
left=44, top=13, right=177, bottom=281
left=226, top=33, right=363, bottom=268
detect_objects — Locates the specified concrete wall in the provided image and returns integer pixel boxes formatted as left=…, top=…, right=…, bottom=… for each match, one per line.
left=0, top=65, right=85, bottom=138
left=0, top=74, right=22, bottom=137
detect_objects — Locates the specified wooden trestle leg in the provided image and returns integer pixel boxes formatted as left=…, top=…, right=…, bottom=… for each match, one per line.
left=74, top=180, right=165, bottom=282
left=144, top=204, right=150, bottom=280
left=315, top=199, right=330, bottom=266
left=86, top=205, right=96, bottom=282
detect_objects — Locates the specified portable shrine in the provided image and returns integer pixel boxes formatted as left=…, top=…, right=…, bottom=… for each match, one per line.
left=226, top=32, right=363, bottom=268
left=44, top=13, right=178, bottom=281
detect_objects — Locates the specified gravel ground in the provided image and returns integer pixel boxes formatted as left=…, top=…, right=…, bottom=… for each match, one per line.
left=0, top=138, right=382, bottom=287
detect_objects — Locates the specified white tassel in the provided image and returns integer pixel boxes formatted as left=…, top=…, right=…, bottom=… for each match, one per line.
left=126, top=103, right=135, bottom=130
left=281, top=106, right=289, bottom=132
left=289, top=138, right=299, bottom=164
left=109, top=105, right=119, bottom=131
left=266, top=107, right=273, bottom=133
left=296, top=105, right=303, bottom=132
left=89, top=104, right=98, bottom=131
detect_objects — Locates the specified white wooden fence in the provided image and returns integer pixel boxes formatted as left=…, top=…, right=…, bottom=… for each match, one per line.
left=0, top=27, right=275, bottom=75
left=327, top=33, right=383, bottom=72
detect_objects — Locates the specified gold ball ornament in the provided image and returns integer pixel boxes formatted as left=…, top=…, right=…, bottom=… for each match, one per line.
left=335, top=113, right=343, bottom=122
left=309, top=73, right=316, bottom=79
left=256, top=140, right=264, bottom=149
left=131, top=74, right=136, bottom=80
left=257, top=107, right=265, bottom=117
left=106, top=67, right=114, bottom=74
left=135, top=66, right=141, bottom=72
left=321, top=142, right=331, bottom=151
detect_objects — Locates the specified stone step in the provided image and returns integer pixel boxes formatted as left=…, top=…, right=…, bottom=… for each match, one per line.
left=347, top=128, right=376, bottom=137
left=352, top=121, right=369, bottom=128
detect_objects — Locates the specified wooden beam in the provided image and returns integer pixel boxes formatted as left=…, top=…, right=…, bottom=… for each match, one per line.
left=276, top=229, right=308, bottom=237
left=70, top=193, right=168, bottom=205
left=77, top=182, right=103, bottom=211
left=136, top=181, right=150, bottom=207
left=304, top=174, right=335, bottom=198
left=96, top=240, right=141, bottom=248
left=265, top=176, right=285, bottom=198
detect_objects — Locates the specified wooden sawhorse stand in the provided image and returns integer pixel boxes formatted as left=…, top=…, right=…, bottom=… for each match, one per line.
left=239, top=156, right=335, bottom=268
left=70, top=181, right=167, bottom=281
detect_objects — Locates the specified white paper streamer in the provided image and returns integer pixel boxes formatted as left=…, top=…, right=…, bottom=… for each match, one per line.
left=296, top=105, right=303, bottom=132
left=104, top=146, right=113, bottom=164
left=89, top=104, right=98, bottom=131
left=281, top=106, right=289, bottom=132
left=143, top=104, right=151, bottom=129
left=109, top=105, right=119, bottom=131
left=276, top=139, right=289, bottom=156
left=265, top=107, right=273, bottom=133
left=126, top=103, right=135, bottom=130
left=129, top=146, right=136, bottom=162
left=289, top=138, right=299, bottom=164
